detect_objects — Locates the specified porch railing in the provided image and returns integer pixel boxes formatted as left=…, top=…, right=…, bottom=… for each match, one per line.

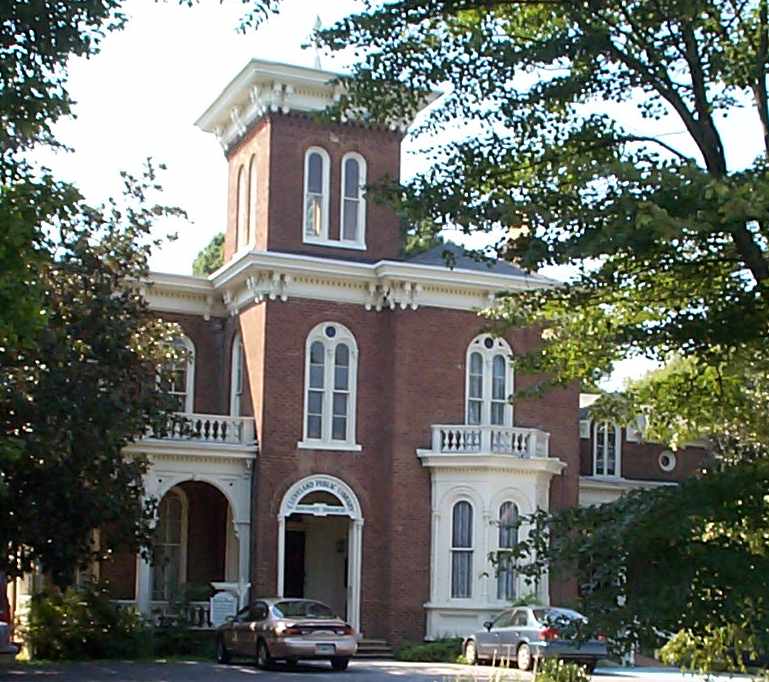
left=429, top=424, right=550, bottom=458
left=145, top=413, right=256, bottom=446
left=113, top=600, right=212, bottom=629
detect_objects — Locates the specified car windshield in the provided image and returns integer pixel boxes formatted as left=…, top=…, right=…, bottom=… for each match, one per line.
left=272, top=600, right=336, bottom=619
left=533, top=608, right=586, bottom=627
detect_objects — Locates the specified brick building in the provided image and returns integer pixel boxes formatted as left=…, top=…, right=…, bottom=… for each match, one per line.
left=10, top=60, right=707, bottom=645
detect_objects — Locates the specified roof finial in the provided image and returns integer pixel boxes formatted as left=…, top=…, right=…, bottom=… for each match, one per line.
left=312, top=15, right=322, bottom=70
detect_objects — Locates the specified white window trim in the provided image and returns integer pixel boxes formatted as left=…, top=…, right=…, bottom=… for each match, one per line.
left=235, top=164, right=248, bottom=253
left=465, top=334, right=514, bottom=426
left=247, top=154, right=257, bottom=248
left=449, top=499, right=475, bottom=600
left=298, top=322, right=361, bottom=451
left=152, top=486, right=189, bottom=602
left=339, top=152, right=367, bottom=249
left=229, top=332, right=243, bottom=417
left=302, top=146, right=331, bottom=244
left=593, top=421, right=621, bottom=477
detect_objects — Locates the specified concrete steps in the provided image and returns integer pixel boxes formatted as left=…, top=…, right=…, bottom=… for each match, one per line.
left=355, top=638, right=394, bottom=659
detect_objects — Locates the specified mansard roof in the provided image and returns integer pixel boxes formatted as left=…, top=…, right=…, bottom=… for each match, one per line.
left=405, top=242, right=531, bottom=278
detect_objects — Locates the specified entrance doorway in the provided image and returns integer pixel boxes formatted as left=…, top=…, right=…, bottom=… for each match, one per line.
left=277, top=475, right=363, bottom=632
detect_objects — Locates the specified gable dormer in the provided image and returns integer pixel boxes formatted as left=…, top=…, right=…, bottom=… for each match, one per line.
left=195, top=60, right=435, bottom=265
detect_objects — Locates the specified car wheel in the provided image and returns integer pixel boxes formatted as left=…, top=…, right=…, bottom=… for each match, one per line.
left=583, top=660, right=597, bottom=675
left=517, top=643, right=532, bottom=671
left=286, top=658, right=298, bottom=668
left=464, top=640, right=478, bottom=665
left=331, top=656, right=350, bottom=671
left=256, top=639, right=273, bottom=669
left=216, top=636, right=231, bottom=664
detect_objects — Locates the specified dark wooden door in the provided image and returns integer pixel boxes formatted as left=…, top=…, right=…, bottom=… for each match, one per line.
left=284, top=530, right=305, bottom=598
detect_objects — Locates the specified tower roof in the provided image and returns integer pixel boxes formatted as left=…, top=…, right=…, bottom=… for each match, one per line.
left=195, top=58, right=440, bottom=151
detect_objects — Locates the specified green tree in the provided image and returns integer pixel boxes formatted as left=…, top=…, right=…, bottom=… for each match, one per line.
left=0, top=0, right=276, bottom=586
left=192, top=232, right=225, bottom=276
left=313, top=0, right=769, bottom=670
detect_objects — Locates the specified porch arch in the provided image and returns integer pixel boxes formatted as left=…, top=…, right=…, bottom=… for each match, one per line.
left=276, top=474, right=364, bottom=632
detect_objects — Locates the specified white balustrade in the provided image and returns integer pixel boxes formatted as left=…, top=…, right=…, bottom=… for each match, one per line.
left=145, top=413, right=256, bottom=446
left=430, top=424, right=550, bottom=458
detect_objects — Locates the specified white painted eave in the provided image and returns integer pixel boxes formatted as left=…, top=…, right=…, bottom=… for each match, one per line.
left=417, top=452, right=566, bottom=475
left=578, top=475, right=677, bottom=492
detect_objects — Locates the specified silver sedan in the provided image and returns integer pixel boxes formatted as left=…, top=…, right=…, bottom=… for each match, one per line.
left=216, top=597, right=358, bottom=671
left=464, top=605, right=608, bottom=673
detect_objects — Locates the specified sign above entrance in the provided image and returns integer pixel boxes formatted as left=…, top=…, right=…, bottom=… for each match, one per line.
left=283, top=475, right=360, bottom=519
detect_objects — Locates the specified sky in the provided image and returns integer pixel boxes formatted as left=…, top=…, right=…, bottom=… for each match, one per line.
left=35, top=0, right=761, bottom=389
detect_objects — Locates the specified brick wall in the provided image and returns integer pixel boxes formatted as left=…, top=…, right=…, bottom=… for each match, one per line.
left=243, top=297, right=580, bottom=643
left=223, top=114, right=403, bottom=264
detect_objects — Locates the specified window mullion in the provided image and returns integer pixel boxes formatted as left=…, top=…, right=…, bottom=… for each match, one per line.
left=324, top=342, right=335, bottom=442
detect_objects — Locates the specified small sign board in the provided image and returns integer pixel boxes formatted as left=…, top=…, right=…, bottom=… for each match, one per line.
left=209, top=591, right=237, bottom=628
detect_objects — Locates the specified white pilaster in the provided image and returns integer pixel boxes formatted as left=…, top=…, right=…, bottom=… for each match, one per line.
left=135, top=554, right=153, bottom=615
left=235, top=520, right=251, bottom=607
left=276, top=516, right=286, bottom=597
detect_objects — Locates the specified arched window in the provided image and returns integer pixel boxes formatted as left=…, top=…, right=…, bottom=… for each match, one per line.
left=162, top=336, right=195, bottom=413
left=230, top=332, right=244, bottom=417
left=340, top=153, right=366, bottom=246
left=594, top=422, right=620, bottom=476
left=236, top=165, right=247, bottom=251
left=451, top=501, right=473, bottom=598
left=497, top=501, right=519, bottom=600
left=465, top=334, right=513, bottom=426
left=300, top=322, right=359, bottom=449
left=247, top=154, right=257, bottom=245
left=303, top=147, right=330, bottom=242
left=152, top=488, right=188, bottom=601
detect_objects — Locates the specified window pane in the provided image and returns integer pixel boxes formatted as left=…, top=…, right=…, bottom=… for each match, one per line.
left=451, top=551, right=472, bottom=598
left=344, top=158, right=360, bottom=198
left=470, top=352, right=483, bottom=374
left=308, top=153, right=323, bottom=194
left=492, top=355, right=506, bottom=399
left=469, top=373, right=482, bottom=400
left=491, top=402, right=505, bottom=426
left=305, top=195, right=323, bottom=237
left=452, top=501, right=473, bottom=548
left=334, top=366, right=349, bottom=390
left=332, top=416, right=347, bottom=440
left=310, top=341, right=325, bottom=364
left=333, top=393, right=347, bottom=417
left=467, top=399, right=482, bottom=425
left=342, top=198, right=359, bottom=241
left=499, top=502, right=518, bottom=548
left=310, top=365, right=324, bottom=389
left=308, top=391, right=323, bottom=414
left=307, top=414, right=322, bottom=439
left=497, top=557, right=515, bottom=601
left=335, top=343, right=349, bottom=366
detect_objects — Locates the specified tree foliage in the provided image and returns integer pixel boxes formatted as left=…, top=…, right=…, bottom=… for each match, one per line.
left=313, top=0, right=769, bottom=670
left=192, top=232, right=224, bottom=276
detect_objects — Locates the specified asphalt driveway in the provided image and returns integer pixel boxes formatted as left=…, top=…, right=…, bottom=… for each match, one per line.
left=0, top=660, right=754, bottom=682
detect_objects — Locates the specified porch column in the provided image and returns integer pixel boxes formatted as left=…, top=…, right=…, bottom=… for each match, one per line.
left=235, top=520, right=251, bottom=608
left=276, top=516, right=286, bottom=597
left=135, top=554, right=152, bottom=615
left=347, top=518, right=364, bottom=633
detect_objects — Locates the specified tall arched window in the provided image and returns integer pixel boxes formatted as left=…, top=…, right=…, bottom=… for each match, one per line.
left=340, top=153, right=366, bottom=247
left=236, top=165, right=247, bottom=251
left=152, top=488, right=188, bottom=601
left=451, top=501, right=473, bottom=598
left=497, top=501, right=519, bottom=600
left=162, top=336, right=195, bottom=413
left=465, top=334, right=513, bottom=426
left=594, top=422, right=620, bottom=476
left=303, top=147, right=330, bottom=241
left=247, top=154, right=257, bottom=245
left=300, top=322, right=359, bottom=449
left=230, top=332, right=244, bottom=417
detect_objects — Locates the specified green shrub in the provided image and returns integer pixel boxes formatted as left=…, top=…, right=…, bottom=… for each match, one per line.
left=396, top=638, right=464, bottom=662
left=535, top=658, right=591, bottom=682
left=26, top=581, right=153, bottom=660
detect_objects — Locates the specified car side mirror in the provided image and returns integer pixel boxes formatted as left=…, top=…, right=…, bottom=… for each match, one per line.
left=483, top=620, right=493, bottom=631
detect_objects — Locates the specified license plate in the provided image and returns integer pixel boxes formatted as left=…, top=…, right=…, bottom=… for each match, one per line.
left=316, top=644, right=336, bottom=655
